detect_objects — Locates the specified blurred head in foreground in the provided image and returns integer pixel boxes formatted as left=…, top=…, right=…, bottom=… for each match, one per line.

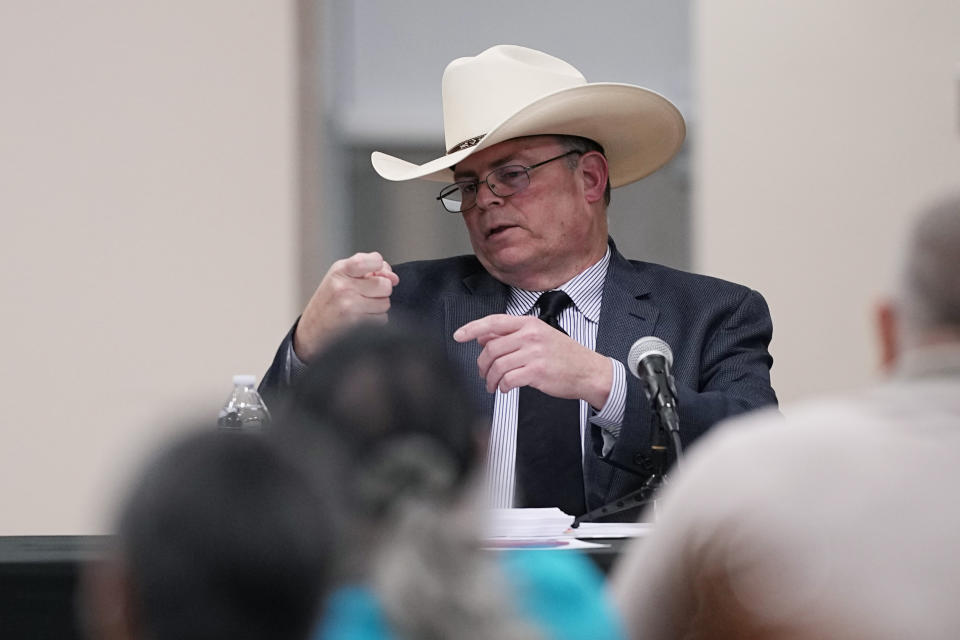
left=82, top=429, right=333, bottom=640
left=610, top=190, right=960, bottom=640
left=285, top=321, right=485, bottom=526
left=278, top=322, right=542, bottom=640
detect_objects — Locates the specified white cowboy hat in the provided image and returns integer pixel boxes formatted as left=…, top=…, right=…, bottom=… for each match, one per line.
left=370, top=44, right=686, bottom=188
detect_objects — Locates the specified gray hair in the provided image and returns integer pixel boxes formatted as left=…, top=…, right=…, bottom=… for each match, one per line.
left=898, top=191, right=960, bottom=338
left=374, top=478, right=543, bottom=640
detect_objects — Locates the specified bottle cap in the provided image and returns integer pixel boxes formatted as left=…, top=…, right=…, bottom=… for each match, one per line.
left=232, top=374, right=257, bottom=387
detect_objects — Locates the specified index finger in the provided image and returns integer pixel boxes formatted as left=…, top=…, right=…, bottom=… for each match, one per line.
left=453, top=314, right=527, bottom=343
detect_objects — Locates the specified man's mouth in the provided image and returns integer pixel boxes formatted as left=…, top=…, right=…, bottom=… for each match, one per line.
left=486, top=224, right=517, bottom=238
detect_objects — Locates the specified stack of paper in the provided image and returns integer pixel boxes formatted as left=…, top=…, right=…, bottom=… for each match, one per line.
left=481, top=508, right=653, bottom=550
left=484, top=507, right=574, bottom=540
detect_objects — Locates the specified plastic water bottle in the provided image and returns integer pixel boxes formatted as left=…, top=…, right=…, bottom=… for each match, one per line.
left=218, top=375, right=271, bottom=433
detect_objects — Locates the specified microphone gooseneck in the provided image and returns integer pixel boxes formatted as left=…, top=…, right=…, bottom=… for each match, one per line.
left=571, top=337, right=685, bottom=526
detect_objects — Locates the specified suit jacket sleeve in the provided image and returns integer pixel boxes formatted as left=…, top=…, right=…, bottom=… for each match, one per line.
left=674, top=288, right=777, bottom=440
left=599, top=281, right=777, bottom=481
left=258, top=320, right=300, bottom=412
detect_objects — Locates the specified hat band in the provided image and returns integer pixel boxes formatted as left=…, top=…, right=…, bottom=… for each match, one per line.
left=446, top=134, right=486, bottom=155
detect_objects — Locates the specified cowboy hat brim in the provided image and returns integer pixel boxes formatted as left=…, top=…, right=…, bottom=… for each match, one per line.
left=370, top=82, right=685, bottom=188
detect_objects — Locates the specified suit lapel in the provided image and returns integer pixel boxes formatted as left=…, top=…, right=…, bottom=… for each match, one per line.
left=442, top=269, right=509, bottom=418
left=586, top=242, right=660, bottom=506
left=595, top=247, right=659, bottom=359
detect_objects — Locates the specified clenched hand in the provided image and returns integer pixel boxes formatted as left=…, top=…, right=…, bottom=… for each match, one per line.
left=293, top=252, right=399, bottom=361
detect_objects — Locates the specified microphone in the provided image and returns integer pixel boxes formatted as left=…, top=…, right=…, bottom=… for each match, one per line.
left=627, top=337, right=680, bottom=434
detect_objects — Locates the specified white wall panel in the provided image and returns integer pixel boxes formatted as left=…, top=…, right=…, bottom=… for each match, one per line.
left=0, top=2, right=299, bottom=534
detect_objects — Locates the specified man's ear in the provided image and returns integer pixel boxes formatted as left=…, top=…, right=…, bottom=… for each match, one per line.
left=578, top=151, right=609, bottom=205
left=875, top=300, right=899, bottom=372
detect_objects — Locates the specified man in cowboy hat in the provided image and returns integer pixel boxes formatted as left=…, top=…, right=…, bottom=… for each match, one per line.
left=261, top=45, right=777, bottom=519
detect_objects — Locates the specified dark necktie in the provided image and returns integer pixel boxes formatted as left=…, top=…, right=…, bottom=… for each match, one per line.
left=514, top=290, right=586, bottom=515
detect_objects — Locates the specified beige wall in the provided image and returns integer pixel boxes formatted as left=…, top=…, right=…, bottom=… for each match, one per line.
left=696, top=1, right=960, bottom=406
left=1, top=3, right=300, bottom=534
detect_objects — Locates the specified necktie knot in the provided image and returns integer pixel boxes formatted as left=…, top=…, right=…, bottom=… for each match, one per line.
left=536, top=290, right=572, bottom=331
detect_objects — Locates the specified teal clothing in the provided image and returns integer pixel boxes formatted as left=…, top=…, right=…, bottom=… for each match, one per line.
left=320, top=587, right=391, bottom=640
left=501, top=550, right=624, bottom=640
left=318, top=550, right=624, bottom=640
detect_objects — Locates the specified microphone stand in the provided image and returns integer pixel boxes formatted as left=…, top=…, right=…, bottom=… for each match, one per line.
left=572, top=379, right=683, bottom=527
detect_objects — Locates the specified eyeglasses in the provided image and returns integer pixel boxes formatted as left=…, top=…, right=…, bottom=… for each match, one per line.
left=436, top=150, right=582, bottom=213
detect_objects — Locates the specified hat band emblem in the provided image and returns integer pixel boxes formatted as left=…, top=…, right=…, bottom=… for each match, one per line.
left=447, top=134, right=486, bottom=155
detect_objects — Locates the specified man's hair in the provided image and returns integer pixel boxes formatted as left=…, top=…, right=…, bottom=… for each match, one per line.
left=553, top=134, right=612, bottom=206
left=116, top=430, right=332, bottom=640
left=899, top=191, right=960, bottom=336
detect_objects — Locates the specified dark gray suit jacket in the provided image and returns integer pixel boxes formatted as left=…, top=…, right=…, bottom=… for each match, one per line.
left=262, top=238, right=777, bottom=511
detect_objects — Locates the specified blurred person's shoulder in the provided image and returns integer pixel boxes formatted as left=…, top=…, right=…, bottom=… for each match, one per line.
left=656, top=396, right=877, bottom=520
left=692, top=392, right=878, bottom=461
left=500, top=550, right=626, bottom=640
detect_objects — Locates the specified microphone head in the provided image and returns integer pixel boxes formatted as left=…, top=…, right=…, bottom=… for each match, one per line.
left=627, top=336, right=674, bottom=379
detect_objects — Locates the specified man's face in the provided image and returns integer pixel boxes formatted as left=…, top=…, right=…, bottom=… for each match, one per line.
left=454, top=136, right=608, bottom=290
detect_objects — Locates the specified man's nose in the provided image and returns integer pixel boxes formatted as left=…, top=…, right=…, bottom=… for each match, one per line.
left=474, top=181, right=503, bottom=210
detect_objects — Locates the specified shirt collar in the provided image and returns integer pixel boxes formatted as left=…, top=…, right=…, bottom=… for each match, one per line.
left=505, top=247, right=610, bottom=323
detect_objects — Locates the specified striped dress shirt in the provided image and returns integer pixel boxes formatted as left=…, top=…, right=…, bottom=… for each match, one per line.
left=485, top=248, right=627, bottom=508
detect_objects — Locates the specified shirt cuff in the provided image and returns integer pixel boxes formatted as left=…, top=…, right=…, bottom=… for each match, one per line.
left=285, top=340, right=310, bottom=384
left=589, top=358, right=626, bottom=455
